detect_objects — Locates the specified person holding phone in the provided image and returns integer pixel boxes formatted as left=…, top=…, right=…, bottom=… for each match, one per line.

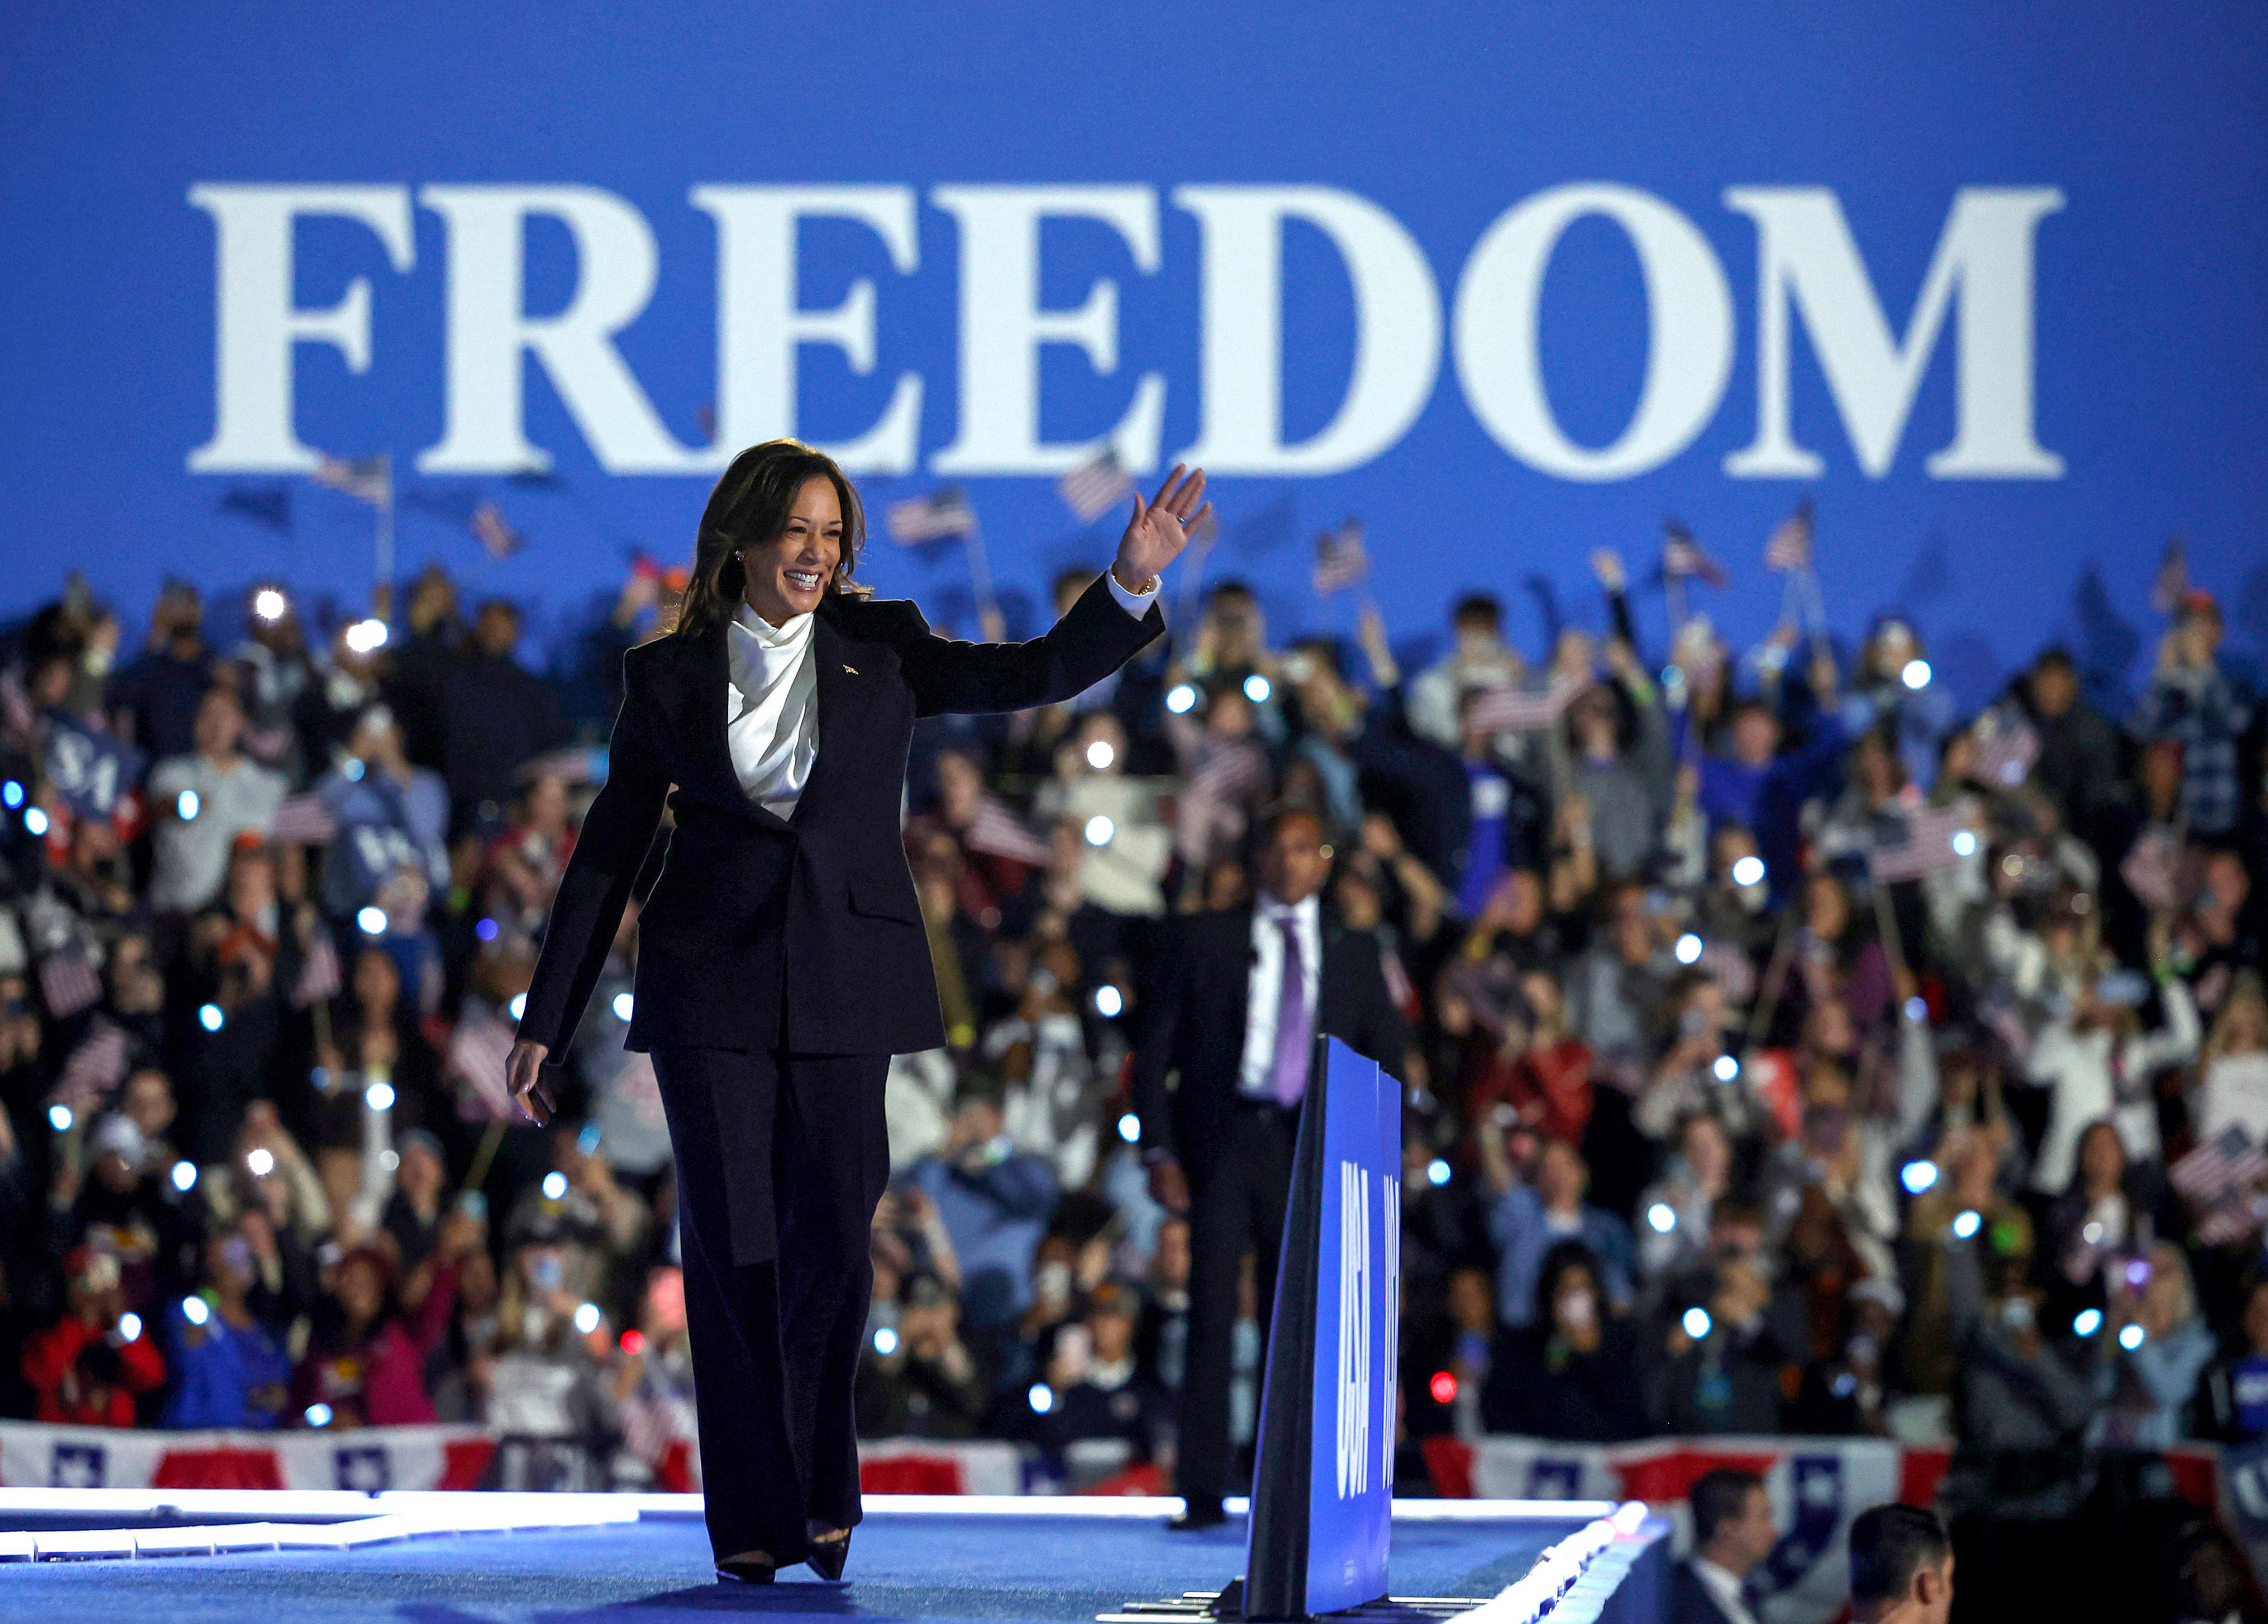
left=505, top=439, right=1199, bottom=1582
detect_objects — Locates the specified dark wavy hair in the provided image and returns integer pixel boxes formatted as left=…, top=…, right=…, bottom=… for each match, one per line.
left=672, top=440, right=868, bottom=639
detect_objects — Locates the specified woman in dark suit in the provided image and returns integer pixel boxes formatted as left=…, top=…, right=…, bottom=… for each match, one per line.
left=506, top=439, right=1205, bottom=1581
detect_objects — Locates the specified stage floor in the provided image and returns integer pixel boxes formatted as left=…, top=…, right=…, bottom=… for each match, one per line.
left=0, top=1495, right=1621, bottom=1624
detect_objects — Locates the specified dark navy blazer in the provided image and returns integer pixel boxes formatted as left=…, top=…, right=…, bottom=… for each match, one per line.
left=517, top=574, right=1163, bottom=1061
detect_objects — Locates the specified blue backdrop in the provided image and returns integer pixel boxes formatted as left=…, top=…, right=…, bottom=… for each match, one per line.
left=4, top=2, right=2264, bottom=709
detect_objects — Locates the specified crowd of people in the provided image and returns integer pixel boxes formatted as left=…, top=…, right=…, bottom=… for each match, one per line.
left=0, top=538, right=2262, bottom=1516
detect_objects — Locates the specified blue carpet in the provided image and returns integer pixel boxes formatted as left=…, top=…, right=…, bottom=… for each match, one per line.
left=3, top=1510, right=1575, bottom=1624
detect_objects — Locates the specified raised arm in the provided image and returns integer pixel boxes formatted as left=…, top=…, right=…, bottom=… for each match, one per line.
left=900, top=465, right=1206, bottom=717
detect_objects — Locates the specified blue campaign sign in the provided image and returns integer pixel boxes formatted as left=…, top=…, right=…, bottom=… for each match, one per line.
left=4, top=4, right=2266, bottom=707
left=1303, top=1039, right=1401, bottom=1613
left=1246, top=1035, right=1401, bottom=1619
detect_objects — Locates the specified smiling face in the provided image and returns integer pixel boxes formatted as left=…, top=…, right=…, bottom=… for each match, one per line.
left=740, top=475, right=844, bottom=626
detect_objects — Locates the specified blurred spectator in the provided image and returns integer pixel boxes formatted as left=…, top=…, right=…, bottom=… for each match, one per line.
left=161, top=1226, right=292, bottom=1428
left=21, top=1245, right=164, bottom=1425
left=290, top=1210, right=476, bottom=1427
left=146, top=685, right=286, bottom=917
left=1482, top=1239, right=1643, bottom=1441
left=2096, top=1240, right=2215, bottom=1448
left=2130, top=593, right=2250, bottom=839
left=905, top=1087, right=1060, bottom=1331
left=1480, top=1135, right=1633, bottom=1330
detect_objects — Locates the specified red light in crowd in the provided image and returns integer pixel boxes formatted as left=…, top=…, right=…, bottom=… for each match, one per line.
left=620, top=1329, right=646, bottom=1356
left=1428, top=1369, right=1457, bottom=1406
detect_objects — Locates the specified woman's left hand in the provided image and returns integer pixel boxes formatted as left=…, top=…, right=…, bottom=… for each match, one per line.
left=1113, top=464, right=1210, bottom=592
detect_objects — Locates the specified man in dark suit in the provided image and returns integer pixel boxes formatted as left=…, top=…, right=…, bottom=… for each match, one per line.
left=1672, top=1467, right=1777, bottom=1624
left=1130, top=806, right=1407, bottom=1529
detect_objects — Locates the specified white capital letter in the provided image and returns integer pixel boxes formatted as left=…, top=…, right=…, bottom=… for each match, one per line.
left=1174, top=186, right=1440, bottom=476
left=928, top=186, right=1163, bottom=476
left=1724, top=186, right=2065, bottom=479
left=187, top=185, right=414, bottom=472
left=692, top=186, right=923, bottom=474
left=1454, top=184, right=1733, bottom=482
left=416, top=186, right=700, bottom=474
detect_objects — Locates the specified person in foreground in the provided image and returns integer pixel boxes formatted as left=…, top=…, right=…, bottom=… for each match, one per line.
left=1847, top=1503, right=1955, bottom=1624
left=1670, top=1468, right=1777, bottom=1624
left=1130, top=805, right=1408, bottom=1529
left=506, top=439, right=1205, bottom=1582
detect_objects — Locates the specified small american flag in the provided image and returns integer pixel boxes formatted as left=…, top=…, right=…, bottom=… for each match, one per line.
left=1764, top=499, right=1814, bottom=572
left=271, top=792, right=338, bottom=846
left=2120, top=828, right=2182, bottom=913
left=1189, top=740, right=1270, bottom=802
left=2174, top=1124, right=2267, bottom=1203
left=2151, top=538, right=2189, bottom=616
left=291, top=924, right=343, bottom=1010
left=1311, top=520, right=1369, bottom=596
left=2173, top=1126, right=2268, bottom=1244
left=1662, top=522, right=1728, bottom=587
left=885, top=489, right=977, bottom=545
left=311, top=454, right=392, bottom=508
left=1970, top=712, right=2040, bottom=790
left=52, top=1019, right=128, bottom=1112
left=1057, top=449, right=1135, bottom=523
left=469, top=501, right=524, bottom=560
left=961, top=794, right=1052, bottom=866
left=447, top=1013, right=519, bottom=1121
left=37, top=945, right=102, bottom=1020
left=1867, top=799, right=1976, bottom=883
left=1462, top=674, right=1589, bottom=734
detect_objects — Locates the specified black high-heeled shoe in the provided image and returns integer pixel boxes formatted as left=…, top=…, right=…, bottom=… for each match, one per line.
left=806, top=1528, right=851, bottom=1582
left=714, top=1551, right=778, bottom=1584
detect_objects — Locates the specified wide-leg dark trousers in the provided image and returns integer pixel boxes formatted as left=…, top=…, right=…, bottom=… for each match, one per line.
left=1174, top=1101, right=1299, bottom=1512
left=649, top=1045, right=891, bottom=1565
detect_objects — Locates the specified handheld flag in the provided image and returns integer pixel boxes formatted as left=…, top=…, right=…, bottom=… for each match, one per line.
left=1057, top=449, right=1136, bottom=523
left=1312, top=520, right=1369, bottom=596
left=885, top=489, right=978, bottom=546
left=1765, top=498, right=1814, bottom=572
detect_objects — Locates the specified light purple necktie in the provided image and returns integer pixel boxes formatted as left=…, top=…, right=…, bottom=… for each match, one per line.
left=1269, top=913, right=1313, bottom=1106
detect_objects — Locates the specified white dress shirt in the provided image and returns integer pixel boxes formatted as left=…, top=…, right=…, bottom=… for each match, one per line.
left=726, top=601, right=820, bottom=818
left=722, top=572, right=1160, bottom=818
left=1237, top=890, right=1322, bottom=1098
left=1691, top=1558, right=1760, bottom=1624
